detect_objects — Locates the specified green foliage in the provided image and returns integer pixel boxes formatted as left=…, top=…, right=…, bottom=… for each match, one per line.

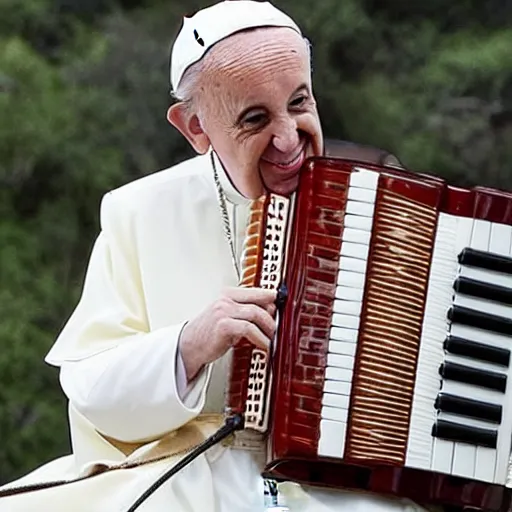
left=0, top=0, right=511, bottom=484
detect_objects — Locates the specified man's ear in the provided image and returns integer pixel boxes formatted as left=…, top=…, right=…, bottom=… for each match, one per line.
left=167, top=103, right=210, bottom=154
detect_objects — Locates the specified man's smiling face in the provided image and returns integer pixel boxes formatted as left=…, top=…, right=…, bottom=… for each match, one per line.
left=170, top=27, right=324, bottom=198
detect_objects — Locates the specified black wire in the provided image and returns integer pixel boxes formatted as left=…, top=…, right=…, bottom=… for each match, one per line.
left=125, top=414, right=245, bottom=512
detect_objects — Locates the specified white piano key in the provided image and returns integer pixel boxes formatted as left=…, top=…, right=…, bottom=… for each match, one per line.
left=490, top=223, right=512, bottom=256
left=438, top=412, right=500, bottom=431
left=489, top=221, right=512, bottom=485
left=325, top=367, right=353, bottom=382
left=454, top=293, right=512, bottom=321
left=328, top=340, right=357, bottom=357
left=323, top=379, right=352, bottom=395
left=335, top=285, right=364, bottom=302
left=454, top=216, right=474, bottom=253
left=475, top=446, right=497, bottom=483
left=332, top=314, right=359, bottom=330
left=321, top=405, right=349, bottom=423
left=338, top=255, right=367, bottom=273
left=431, top=438, right=454, bottom=475
left=330, top=326, right=359, bottom=343
left=350, top=168, right=379, bottom=190
left=337, top=269, right=366, bottom=288
left=444, top=349, right=507, bottom=375
left=449, top=217, right=493, bottom=482
left=333, top=299, right=362, bottom=317
left=406, top=213, right=458, bottom=471
left=344, top=214, right=373, bottom=232
left=318, top=419, right=347, bottom=458
left=346, top=200, right=375, bottom=218
left=340, top=241, right=370, bottom=260
left=341, top=226, right=372, bottom=245
left=322, top=393, right=350, bottom=409
left=347, top=186, right=377, bottom=204
left=450, top=323, right=512, bottom=352
left=470, top=219, right=491, bottom=251
left=452, top=443, right=476, bottom=479
left=459, top=265, right=512, bottom=290
left=327, top=353, right=354, bottom=370
left=441, top=380, right=503, bottom=405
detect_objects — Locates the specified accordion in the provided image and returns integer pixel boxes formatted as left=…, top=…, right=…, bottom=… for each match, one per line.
left=225, top=156, right=512, bottom=511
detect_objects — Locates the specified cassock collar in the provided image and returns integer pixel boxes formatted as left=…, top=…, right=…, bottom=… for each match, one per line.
left=210, top=148, right=252, bottom=207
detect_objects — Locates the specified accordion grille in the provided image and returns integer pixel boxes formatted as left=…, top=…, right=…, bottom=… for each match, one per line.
left=240, top=197, right=266, bottom=287
left=346, top=188, right=438, bottom=464
left=226, top=197, right=267, bottom=417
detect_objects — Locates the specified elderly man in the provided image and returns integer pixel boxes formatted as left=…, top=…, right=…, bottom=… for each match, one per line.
left=0, top=1, right=428, bottom=511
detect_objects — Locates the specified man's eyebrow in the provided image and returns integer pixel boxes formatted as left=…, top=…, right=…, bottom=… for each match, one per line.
left=234, top=84, right=310, bottom=125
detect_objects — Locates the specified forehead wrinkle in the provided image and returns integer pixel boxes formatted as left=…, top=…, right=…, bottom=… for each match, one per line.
left=195, top=28, right=309, bottom=122
left=201, top=28, right=308, bottom=81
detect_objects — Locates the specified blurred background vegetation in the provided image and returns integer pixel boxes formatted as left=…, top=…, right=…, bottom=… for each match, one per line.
left=0, top=0, right=511, bottom=484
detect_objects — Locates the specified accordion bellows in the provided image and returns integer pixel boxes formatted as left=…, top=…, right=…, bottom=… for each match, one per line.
left=225, top=157, right=512, bottom=512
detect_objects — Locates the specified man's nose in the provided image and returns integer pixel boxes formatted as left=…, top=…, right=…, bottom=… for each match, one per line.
left=272, top=117, right=300, bottom=154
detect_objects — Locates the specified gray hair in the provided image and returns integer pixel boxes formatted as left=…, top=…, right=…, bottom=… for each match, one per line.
left=171, top=35, right=313, bottom=107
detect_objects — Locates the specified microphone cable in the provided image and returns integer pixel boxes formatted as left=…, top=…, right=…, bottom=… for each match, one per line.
left=125, top=413, right=245, bottom=511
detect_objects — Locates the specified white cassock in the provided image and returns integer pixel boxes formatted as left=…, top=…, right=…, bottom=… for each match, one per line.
left=0, top=149, right=432, bottom=512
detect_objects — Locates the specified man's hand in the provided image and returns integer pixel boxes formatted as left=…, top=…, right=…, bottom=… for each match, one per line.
left=179, top=287, right=277, bottom=382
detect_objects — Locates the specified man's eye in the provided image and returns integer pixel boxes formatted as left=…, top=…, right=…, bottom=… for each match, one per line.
left=290, top=95, right=307, bottom=107
left=244, top=113, right=266, bottom=126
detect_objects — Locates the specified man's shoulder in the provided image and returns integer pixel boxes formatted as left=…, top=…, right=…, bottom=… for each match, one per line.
left=106, top=153, right=212, bottom=206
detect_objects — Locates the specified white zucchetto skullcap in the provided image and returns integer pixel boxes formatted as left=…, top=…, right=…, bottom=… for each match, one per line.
left=170, top=1, right=302, bottom=92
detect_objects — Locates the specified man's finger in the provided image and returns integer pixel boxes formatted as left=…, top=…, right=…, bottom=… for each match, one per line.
left=233, top=303, right=275, bottom=340
left=225, top=287, right=276, bottom=306
left=234, top=320, right=271, bottom=352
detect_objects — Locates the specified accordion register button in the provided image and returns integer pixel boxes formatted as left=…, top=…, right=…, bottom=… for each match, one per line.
left=339, top=242, right=369, bottom=260
left=346, top=201, right=375, bottom=218
left=325, top=367, right=352, bottom=382
left=328, top=340, right=357, bottom=357
left=327, top=353, right=354, bottom=369
left=333, top=299, right=363, bottom=317
left=322, top=392, right=350, bottom=409
left=338, top=255, right=366, bottom=273
left=341, top=227, right=372, bottom=245
left=347, top=186, right=377, bottom=203
left=323, top=380, right=351, bottom=395
left=330, top=326, right=358, bottom=343
left=332, top=313, right=360, bottom=330
left=344, top=214, right=373, bottom=232
left=349, top=168, right=379, bottom=189
left=321, top=405, right=349, bottom=423
left=336, top=270, right=366, bottom=289
left=318, top=419, right=346, bottom=458
left=335, top=286, right=364, bottom=302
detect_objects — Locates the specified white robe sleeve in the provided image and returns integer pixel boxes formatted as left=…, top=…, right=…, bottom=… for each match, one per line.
left=45, top=192, right=212, bottom=444
left=58, top=331, right=209, bottom=443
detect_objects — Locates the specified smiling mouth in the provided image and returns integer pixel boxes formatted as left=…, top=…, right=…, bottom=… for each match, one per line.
left=262, top=145, right=307, bottom=170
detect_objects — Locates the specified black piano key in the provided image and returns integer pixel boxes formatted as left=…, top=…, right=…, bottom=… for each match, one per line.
left=454, top=276, right=512, bottom=306
left=444, top=335, right=510, bottom=367
left=432, top=419, right=497, bottom=448
left=439, top=361, right=507, bottom=393
left=458, top=247, right=512, bottom=276
left=435, top=393, right=502, bottom=424
left=448, top=305, right=512, bottom=337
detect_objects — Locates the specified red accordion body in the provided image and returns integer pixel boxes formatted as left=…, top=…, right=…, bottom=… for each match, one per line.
left=226, top=157, right=512, bottom=512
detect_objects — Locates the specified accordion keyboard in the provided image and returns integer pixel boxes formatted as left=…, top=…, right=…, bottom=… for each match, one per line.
left=265, top=159, right=512, bottom=511
left=317, top=169, right=378, bottom=458
left=407, top=214, right=512, bottom=484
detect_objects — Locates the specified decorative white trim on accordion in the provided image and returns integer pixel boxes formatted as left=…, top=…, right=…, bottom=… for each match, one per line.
left=244, top=194, right=290, bottom=431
